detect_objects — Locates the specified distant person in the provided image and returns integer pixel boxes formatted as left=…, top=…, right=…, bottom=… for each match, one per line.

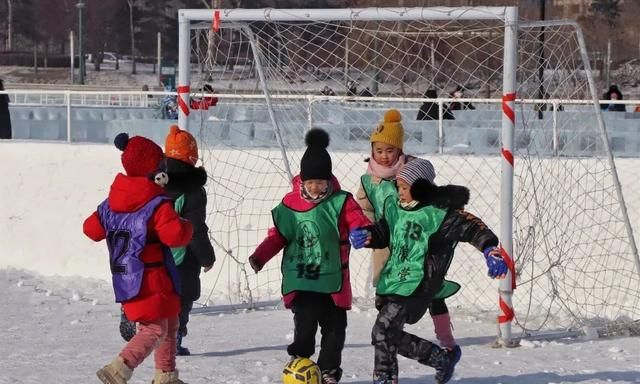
left=321, top=85, right=336, bottom=97
left=346, top=80, right=358, bottom=97
left=140, top=84, right=154, bottom=107
left=535, top=93, right=564, bottom=113
left=141, top=84, right=152, bottom=97
left=360, top=87, right=374, bottom=98
left=448, top=85, right=475, bottom=111
left=190, top=84, right=218, bottom=110
left=601, top=85, right=626, bottom=112
left=634, top=105, right=640, bottom=113
left=162, top=86, right=179, bottom=120
left=0, top=78, right=11, bottom=139
left=417, top=89, right=454, bottom=121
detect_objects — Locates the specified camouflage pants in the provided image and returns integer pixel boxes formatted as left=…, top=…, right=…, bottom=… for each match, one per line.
left=371, top=297, right=438, bottom=377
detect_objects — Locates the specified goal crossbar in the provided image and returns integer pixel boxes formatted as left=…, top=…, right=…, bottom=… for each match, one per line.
left=179, top=7, right=512, bottom=23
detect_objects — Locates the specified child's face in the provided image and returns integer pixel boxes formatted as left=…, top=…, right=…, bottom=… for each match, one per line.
left=303, top=179, right=329, bottom=198
left=397, top=178, right=413, bottom=203
left=372, top=142, right=401, bottom=167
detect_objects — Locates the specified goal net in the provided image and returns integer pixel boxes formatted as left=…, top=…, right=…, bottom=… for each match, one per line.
left=180, top=8, right=640, bottom=337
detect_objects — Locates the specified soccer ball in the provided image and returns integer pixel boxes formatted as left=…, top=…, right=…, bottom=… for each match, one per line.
left=282, top=357, right=321, bottom=384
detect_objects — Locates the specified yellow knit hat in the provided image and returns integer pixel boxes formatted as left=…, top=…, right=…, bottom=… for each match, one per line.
left=370, top=109, right=404, bottom=150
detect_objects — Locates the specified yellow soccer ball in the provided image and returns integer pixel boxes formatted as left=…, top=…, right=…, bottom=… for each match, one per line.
left=282, top=357, right=321, bottom=384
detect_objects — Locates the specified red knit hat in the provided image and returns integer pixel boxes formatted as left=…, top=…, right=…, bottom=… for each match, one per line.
left=114, top=133, right=164, bottom=177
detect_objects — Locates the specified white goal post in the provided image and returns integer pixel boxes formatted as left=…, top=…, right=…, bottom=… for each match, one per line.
left=176, top=7, right=640, bottom=345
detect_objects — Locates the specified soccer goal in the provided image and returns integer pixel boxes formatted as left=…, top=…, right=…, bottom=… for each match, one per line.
left=177, top=7, right=640, bottom=344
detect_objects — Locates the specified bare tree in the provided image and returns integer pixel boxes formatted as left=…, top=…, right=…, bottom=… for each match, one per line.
left=590, top=0, right=622, bottom=86
left=85, top=0, right=121, bottom=71
left=127, top=0, right=137, bottom=74
left=34, top=0, right=72, bottom=65
left=590, top=0, right=622, bottom=26
left=6, top=0, right=12, bottom=50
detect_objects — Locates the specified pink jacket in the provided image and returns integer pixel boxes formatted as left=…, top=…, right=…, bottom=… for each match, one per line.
left=250, top=175, right=371, bottom=309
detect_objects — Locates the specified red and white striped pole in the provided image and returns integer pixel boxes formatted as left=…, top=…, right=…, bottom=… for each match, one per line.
left=498, top=6, right=518, bottom=347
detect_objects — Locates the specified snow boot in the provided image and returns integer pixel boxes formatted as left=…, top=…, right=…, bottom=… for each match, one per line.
left=418, top=345, right=455, bottom=384
left=152, top=369, right=187, bottom=384
left=372, top=372, right=398, bottom=384
left=321, top=368, right=342, bottom=384
left=96, top=356, right=133, bottom=384
left=176, top=333, right=191, bottom=356
left=449, top=345, right=462, bottom=377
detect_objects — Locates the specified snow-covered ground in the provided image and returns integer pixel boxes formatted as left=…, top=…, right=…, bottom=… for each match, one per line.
left=1, top=267, right=639, bottom=384
left=0, top=64, right=160, bottom=90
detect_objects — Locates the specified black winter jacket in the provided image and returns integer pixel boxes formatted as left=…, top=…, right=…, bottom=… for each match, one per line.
left=165, top=158, right=216, bottom=302
left=365, top=180, right=498, bottom=302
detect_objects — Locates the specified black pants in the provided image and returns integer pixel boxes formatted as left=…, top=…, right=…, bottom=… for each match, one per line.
left=178, top=299, right=194, bottom=338
left=372, top=296, right=439, bottom=378
left=287, top=292, right=347, bottom=375
left=0, top=107, right=11, bottom=139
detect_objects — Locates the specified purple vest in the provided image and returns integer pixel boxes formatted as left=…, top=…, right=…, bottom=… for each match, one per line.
left=98, top=195, right=180, bottom=302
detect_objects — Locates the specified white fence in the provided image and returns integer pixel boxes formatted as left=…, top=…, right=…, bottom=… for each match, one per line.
left=3, top=91, right=640, bottom=152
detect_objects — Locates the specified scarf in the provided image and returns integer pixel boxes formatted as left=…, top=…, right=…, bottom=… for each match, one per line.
left=367, top=154, right=406, bottom=180
left=301, top=182, right=333, bottom=204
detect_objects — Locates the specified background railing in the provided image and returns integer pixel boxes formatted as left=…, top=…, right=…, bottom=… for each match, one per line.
left=3, top=91, right=640, bottom=157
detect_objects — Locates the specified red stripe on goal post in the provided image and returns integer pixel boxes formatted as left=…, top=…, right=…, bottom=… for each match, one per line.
left=213, top=10, right=221, bottom=32
left=502, top=92, right=516, bottom=123
left=498, top=297, right=515, bottom=323
left=499, top=245, right=517, bottom=289
left=498, top=246, right=516, bottom=324
left=177, top=85, right=190, bottom=117
left=501, top=92, right=516, bottom=167
left=501, top=148, right=514, bottom=166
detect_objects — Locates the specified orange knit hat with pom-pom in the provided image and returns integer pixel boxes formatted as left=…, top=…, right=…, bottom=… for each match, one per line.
left=370, top=109, right=404, bottom=150
left=164, top=125, right=198, bottom=165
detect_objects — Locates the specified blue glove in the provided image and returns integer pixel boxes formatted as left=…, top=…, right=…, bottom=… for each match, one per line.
left=349, top=228, right=370, bottom=249
left=483, top=246, right=508, bottom=279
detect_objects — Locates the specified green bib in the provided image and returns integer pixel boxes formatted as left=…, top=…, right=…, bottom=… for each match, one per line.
left=376, top=197, right=447, bottom=296
left=170, top=194, right=187, bottom=266
left=361, top=174, right=398, bottom=221
left=433, top=280, right=461, bottom=300
left=272, top=191, right=348, bottom=295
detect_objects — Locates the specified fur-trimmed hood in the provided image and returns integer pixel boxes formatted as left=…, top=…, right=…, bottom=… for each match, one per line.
left=163, top=157, right=208, bottom=197
left=410, top=178, right=469, bottom=210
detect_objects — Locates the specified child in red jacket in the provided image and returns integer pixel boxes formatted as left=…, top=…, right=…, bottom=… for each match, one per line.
left=248, top=128, right=371, bottom=384
left=84, top=133, right=193, bottom=384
